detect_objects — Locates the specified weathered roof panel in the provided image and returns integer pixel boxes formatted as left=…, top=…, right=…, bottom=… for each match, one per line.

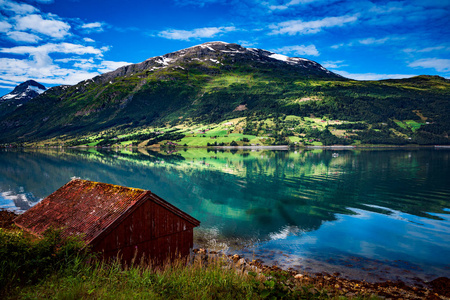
left=14, top=179, right=150, bottom=244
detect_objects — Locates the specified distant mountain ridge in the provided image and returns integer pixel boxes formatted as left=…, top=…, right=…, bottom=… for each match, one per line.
left=0, top=80, right=46, bottom=119
left=0, top=42, right=449, bottom=146
left=1, top=80, right=46, bottom=103
left=96, top=41, right=342, bottom=84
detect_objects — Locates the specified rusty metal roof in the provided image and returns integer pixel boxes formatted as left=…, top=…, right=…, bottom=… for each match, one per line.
left=14, top=179, right=199, bottom=244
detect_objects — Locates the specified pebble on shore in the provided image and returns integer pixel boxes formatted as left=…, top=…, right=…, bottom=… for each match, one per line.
left=192, top=248, right=450, bottom=299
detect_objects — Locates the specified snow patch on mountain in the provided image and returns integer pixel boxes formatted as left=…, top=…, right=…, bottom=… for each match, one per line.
left=158, top=56, right=173, bottom=66
left=201, top=45, right=215, bottom=51
left=268, top=53, right=290, bottom=62
left=27, top=85, right=46, bottom=94
left=1, top=93, right=16, bottom=100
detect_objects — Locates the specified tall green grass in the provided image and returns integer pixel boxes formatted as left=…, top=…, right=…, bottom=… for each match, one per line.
left=1, top=227, right=377, bottom=299
left=17, top=258, right=261, bottom=299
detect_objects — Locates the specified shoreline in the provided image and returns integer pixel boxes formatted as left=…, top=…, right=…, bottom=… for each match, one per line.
left=2, top=210, right=449, bottom=298
left=193, top=248, right=450, bottom=299
left=1, top=144, right=446, bottom=151
left=214, top=145, right=290, bottom=150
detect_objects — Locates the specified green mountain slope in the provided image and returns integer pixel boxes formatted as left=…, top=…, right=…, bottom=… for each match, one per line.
left=0, top=42, right=449, bottom=146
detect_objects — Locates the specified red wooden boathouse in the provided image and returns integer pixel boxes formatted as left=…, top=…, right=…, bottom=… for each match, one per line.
left=14, top=179, right=200, bottom=265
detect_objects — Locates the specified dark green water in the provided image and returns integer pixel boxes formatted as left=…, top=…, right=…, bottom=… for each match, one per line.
left=1, top=148, right=449, bottom=282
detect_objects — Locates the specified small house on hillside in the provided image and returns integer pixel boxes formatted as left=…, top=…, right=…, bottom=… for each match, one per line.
left=14, top=179, right=200, bottom=265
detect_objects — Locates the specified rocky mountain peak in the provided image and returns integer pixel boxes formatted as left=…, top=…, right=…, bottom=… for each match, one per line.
left=95, top=42, right=340, bottom=84
left=11, top=80, right=46, bottom=94
left=0, top=80, right=46, bottom=104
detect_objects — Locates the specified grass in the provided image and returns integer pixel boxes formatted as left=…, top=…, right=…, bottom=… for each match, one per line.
left=394, top=119, right=422, bottom=132
left=404, top=120, right=422, bottom=132
left=310, top=141, right=324, bottom=146
left=288, top=136, right=302, bottom=143
left=17, top=258, right=260, bottom=300
left=394, top=120, right=407, bottom=129
left=304, top=117, right=329, bottom=128
left=11, top=254, right=379, bottom=300
left=0, top=224, right=383, bottom=300
left=204, top=74, right=260, bottom=92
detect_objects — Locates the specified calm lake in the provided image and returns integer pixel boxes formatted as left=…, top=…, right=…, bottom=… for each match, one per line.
left=1, top=148, right=449, bottom=283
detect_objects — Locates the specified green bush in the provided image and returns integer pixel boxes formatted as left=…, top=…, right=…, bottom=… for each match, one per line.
left=0, top=228, right=88, bottom=295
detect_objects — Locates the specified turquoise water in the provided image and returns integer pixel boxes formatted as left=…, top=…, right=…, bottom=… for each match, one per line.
left=1, top=148, right=449, bottom=282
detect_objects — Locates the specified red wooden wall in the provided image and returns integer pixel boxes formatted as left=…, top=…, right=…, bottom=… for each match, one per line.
left=91, top=199, right=195, bottom=265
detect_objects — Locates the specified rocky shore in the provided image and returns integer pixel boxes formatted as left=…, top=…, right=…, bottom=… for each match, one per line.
left=192, top=248, right=450, bottom=299
left=2, top=210, right=449, bottom=299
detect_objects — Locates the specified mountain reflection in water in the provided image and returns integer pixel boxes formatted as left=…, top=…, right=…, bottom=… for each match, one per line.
left=0, top=148, right=449, bottom=282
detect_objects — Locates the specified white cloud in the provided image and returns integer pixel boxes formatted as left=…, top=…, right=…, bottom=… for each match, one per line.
left=81, top=22, right=102, bottom=29
left=321, top=60, right=347, bottom=69
left=272, top=45, right=320, bottom=56
left=54, top=57, right=95, bottom=69
left=0, top=43, right=105, bottom=84
left=330, top=43, right=349, bottom=49
left=358, top=37, right=390, bottom=45
left=98, top=61, right=133, bottom=73
left=408, top=58, right=450, bottom=72
left=54, top=58, right=85, bottom=63
left=53, top=58, right=131, bottom=72
left=73, top=60, right=95, bottom=70
left=100, top=46, right=110, bottom=52
left=31, top=0, right=55, bottom=3
left=403, top=46, right=446, bottom=53
left=269, top=15, right=358, bottom=35
left=333, top=70, right=417, bottom=81
left=1, top=43, right=103, bottom=57
left=0, top=84, right=17, bottom=89
left=158, top=26, right=236, bottom=41
left=0, top=78, right=22, bottom=86
left=0, top=40, right=131, bottom=88
left=0, top=20, right=13, bottom=32
left=14, top=14, right=71, bottom=39
left=6, top=31, right=41, bottom=43
left=269, top=0, right=318, bottom=11
left=238, top=40, right=257, bottom=47
left=417, top=46, right=446, bottom=52
left=368, top=2, right=406, bottom=14
left=81, top=22, right=104, bottom=33
left=0, top=58, right=131, bottom=88
left=174, top=0, right=226, bottom=7
left=0, top=1, right=121, bottom=89
left=0, top=0, right=38, bottom=15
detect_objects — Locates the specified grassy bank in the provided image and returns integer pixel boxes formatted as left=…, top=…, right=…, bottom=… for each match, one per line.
left=0, top=223, right=371, bottom=300
left=15, top=257, right=261, bottom=299
left=1, top=213, right=448, bottom=299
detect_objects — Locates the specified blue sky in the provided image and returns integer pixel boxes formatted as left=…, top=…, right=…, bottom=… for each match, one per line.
left=1, top=0, right=449, bottom=96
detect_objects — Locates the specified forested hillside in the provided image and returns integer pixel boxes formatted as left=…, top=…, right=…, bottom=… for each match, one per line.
left=0, top=42, right=448, bottom=147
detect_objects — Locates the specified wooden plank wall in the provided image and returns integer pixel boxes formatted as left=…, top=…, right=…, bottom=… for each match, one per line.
left=92, top=199, right=195, bottom=265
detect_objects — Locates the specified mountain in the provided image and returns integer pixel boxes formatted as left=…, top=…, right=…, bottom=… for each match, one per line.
left=0, top=42, right=449, bottom=146
left=1, top=80, right=46, bottom=103
left=0, top=80, right=46, bottom=118
left=97, top=41, right=342, bottom=82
